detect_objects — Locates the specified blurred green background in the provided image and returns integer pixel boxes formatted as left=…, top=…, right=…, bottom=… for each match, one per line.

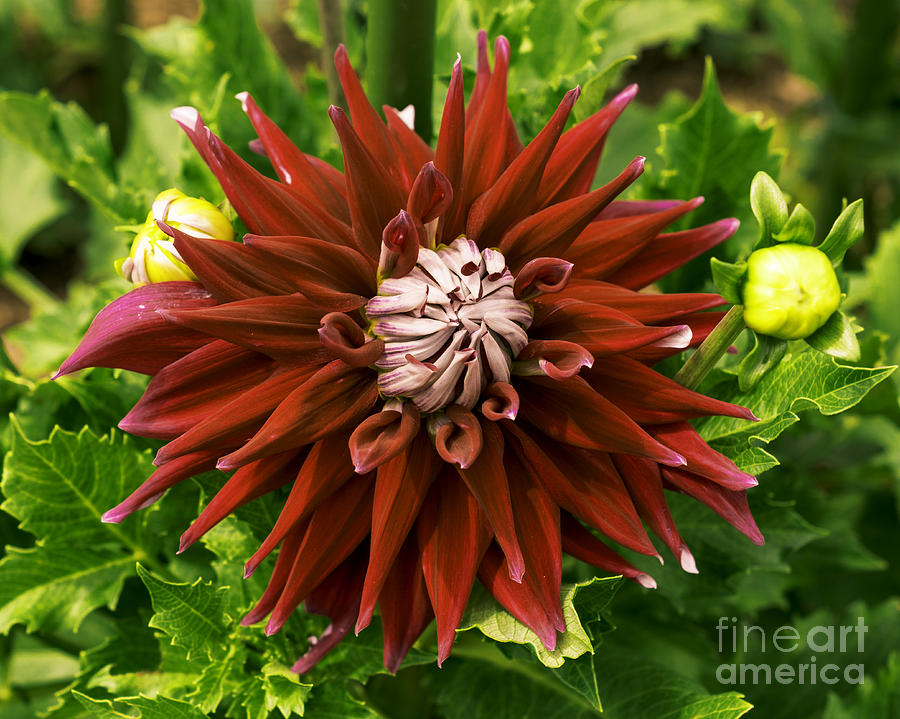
left=0, top=1, right=898, bottom=718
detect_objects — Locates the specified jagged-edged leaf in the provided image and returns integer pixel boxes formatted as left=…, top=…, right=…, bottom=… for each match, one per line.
left=0, top=547, right=133, bottom=634
left=136, top=564, right=229, bottom=661
left=697, top=348, right=895, bottom=475
left=0, top=91, right=144, bottom=224
left=651, top=58, right=783, bottom=255
left=73, top=692, right=208, bottom=719
left=459, top=577, right=621, bottom=669
left=1, top=420, right=152, bottom=548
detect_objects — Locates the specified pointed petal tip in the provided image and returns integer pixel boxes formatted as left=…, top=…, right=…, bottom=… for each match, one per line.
left=507, top=560, right=525, bottom=584
left=100, top=508, right=125, bottom=524
left=354, top=614, right=372, bottom=636
left=170, top=106, right=200, bottom=128
left=264, top=618, right=283, bottom=636
left=635, top=573, right=657, bottom=589
left=655, top=553, right=665, bottom=566
left=334, top=43, right=348, bottom=63
left=679, top=546, right=699, bottom=574
left=243, top=561, right=258, bottom=579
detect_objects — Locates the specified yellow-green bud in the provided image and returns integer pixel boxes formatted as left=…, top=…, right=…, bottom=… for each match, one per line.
left=742, top=243, right=841, bottom=340
left=116, top=189, right=234, bottom=285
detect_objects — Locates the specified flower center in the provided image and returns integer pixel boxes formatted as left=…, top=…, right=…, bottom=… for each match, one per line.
left=366, top=238, right=532, bottom=413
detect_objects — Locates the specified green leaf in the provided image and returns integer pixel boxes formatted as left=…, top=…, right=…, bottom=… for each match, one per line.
left=0, top=423, right=157, bottom=633
left=2, top=421, right=151, bottom=548
left=774, top=203, right=816, bottom=245
left=591, top=652, right=752, bottom=719
left=805, top=311, right=861, bottom=362
left=738, top=332, right=788, bottom=392
left=697, top=348, right=895, bottom=476
left=459, top=577, right=621, bottom=669
left=751, top=170, right=789, bottom=243
left=260, top=662, right=313, bottom=718
left=823, top=652, right=900, bottom=719
left=818, top=199, right=865, bottom=267
left=136, top=564, right=229, bottom=661
left=710, top=258, right=746, bottom=304
left=190, top=645, right=247, bottom=714
left=651, top=58, right=783, bottom=256
left=0, top=135, right=67, bottom=267
left=0, top=91, right=144, bottom=224
left=73, top=692, right=208, bottom=719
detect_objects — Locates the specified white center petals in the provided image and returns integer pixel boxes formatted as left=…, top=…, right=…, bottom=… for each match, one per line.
left=367, top=239, right=533, bottom=412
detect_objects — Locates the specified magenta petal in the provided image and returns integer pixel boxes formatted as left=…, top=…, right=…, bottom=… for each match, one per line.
left=56, top=282, right=214, bottom=378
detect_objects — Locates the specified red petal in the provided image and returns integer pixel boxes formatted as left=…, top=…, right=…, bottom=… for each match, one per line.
left=242, top=234, right=376, bottom=296
left=356, top=431, right=440, bottom=632
left=56, top=282, right=214, bottom=377
left=499, top=157, right=645, bottom=269
left=334, top=45, right=410, bottom=188
left=553, top=280, right=725, bottom=323
left=518, top=375, right=687, bottom=464
left=480, top=382, right=520, bottom=421
left=434, top=404, right=484, bottom=469
left=612, top=454, right=690, bottom=568
left=651, top=422, right=757, bottom=490
left=534, top=298, right=692, bottom=358
left=171, top=108, right=354, bottom=243
left=349, top=403, right=421, bottom=474
left=458, top=37, right=511, bottom=230
left=561, top=513, right=657, bottom=588
left=418, top=468, right=490, bottom=665
left=587, top=357, right=757, bottom=424
left=478, top=545, right=558, bottom=651
left=663, top=467, right=764, bottom=545
left=329, top=106, right=406, bottom=257
left=318, top=312, right=385, bottom=367
left=158, top=295, right=329, bottom=361
left=266, top=476, right=374, bottom=634
left=536, top=84, right=637, bottom=207
left=435, top=57, right=466, bottom=243
left=153, top=363, right=320, bottom=465
left=242, top=521, right=308, bottom=626
left=380, top=535, right=434, bottom=673
left=245, top=432, right=359, bottom=577
left=607, top=218, right=740, bottom=290
left=458, top=420, right=525, bottom=582
left=565, top=198, right=704, bottom=279
left=169, top=229, right=298, bottom=302
left=120, top=341, right=275, bottom=439
left=179, top=450, right=302, bottom=552
left=503, top=422, right=658, bottom=556
left=238, top=92, right=350, bottom=224
left=293, top=547, right=367, bottom=673
left=503, top=449, right=564, bottom=633
left=467, top=87, right=580, bottom=247
left=216, top=360, right=378, bottom=470
left=100, top=450, right=220, bottom=524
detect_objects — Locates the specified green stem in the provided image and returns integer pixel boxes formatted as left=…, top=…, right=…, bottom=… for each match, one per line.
left=2, top=268, right=59, bottom=313
left=365, top=0, right=437, bottom=142
left=673, top=305, right=746, bottom=390
left=316, top=0, right=346, bottom=107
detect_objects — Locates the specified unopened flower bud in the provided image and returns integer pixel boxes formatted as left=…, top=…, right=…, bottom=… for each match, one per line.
left=742, top=243, right=841, bottom=340
left=116, top=189, right=234, bottom=285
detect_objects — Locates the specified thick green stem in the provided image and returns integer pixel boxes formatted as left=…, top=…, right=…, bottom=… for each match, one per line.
left=673, top=305, right=746, bottom=390
left=365, top=0, right=437, bottom=142
left=2, top=268, right=59, bottom=313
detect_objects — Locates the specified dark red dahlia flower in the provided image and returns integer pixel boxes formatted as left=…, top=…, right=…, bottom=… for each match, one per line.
left=58, top=32, right=763, bottom=673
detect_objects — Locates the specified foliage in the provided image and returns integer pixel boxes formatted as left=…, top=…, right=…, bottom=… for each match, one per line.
left=0, top=1, right=898, bottom=718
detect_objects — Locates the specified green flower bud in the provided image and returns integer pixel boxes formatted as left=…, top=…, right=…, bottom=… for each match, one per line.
left=117, top=189, right=234, bottom=285
left=742, top=243, right=841, bottom=340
